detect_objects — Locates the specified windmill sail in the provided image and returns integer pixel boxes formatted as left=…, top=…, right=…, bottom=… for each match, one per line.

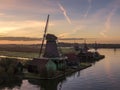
left=39, top=14, right=50, bottom=58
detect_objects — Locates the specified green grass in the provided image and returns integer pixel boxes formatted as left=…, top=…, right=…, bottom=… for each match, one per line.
left=59, top=47, right=77, bottom=54
left=0, top=51, right=38, bottom=58
left=23, top=72, right=41, bottom=79
left=80, top=63, right=92, bottom=68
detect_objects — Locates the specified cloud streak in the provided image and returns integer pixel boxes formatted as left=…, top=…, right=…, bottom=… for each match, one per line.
left=58, top=3, right=72, bottom=24
left=84, top=0, right=92, bottom=18
left=100, top=5, right=118, bottom=38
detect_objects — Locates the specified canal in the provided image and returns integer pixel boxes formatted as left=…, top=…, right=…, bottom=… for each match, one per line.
left=1, top=49, right=120, bottom=90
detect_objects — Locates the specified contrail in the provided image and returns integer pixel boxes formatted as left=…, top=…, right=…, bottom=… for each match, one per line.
left=100, top=6, right=118, bottom=37
left=58, top=3, right=72, bottom=24
left=84, top=0, right=92, bottom=18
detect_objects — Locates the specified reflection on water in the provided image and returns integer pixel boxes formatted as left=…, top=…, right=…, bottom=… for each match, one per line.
left=28, top=77, right=66, bottom=90
left=1, top=49, right=120, bottom=90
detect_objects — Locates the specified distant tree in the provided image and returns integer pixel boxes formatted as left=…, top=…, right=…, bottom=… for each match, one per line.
left=0, top=58, right=23, bottom=83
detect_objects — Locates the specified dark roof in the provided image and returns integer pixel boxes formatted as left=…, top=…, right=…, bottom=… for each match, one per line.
left=46, top=34, right=57, bottom=41
left=65, top=53, right=78, bottom=62
left=29, top=58, right=49, bottom=66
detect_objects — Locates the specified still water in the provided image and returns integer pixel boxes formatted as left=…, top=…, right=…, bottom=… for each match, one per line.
left=1, top=49, right=120, bottom=90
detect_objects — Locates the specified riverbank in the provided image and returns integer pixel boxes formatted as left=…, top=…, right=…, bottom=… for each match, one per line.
left=0, top=55, right=104, bottom=81
left=23, top=63, right=92, bottom=80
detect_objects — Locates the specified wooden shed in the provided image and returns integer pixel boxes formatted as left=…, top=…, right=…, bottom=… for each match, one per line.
left=28, top=58, right=57, bottom=74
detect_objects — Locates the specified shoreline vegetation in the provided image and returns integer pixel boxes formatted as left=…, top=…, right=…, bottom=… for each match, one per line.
left=0, top=57, right=24, bottom=85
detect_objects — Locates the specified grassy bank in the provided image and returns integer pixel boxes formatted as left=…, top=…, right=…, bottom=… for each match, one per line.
left=0, top=51, right=38, bottom=58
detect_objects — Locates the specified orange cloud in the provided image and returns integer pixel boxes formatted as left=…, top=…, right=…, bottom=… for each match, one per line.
left=0, top=20, right=54, bottom=37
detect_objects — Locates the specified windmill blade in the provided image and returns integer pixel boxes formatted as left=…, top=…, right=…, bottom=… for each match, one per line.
left=39, top=14, right=50, bottom=58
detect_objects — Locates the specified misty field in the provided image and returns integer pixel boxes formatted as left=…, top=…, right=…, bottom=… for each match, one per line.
left=0, top=47, right=75, bottom=58
left=0, top=51, right=38, bottom=58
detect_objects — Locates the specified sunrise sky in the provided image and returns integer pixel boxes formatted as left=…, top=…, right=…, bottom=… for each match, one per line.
left=0, top=0, right=120, bottom=44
